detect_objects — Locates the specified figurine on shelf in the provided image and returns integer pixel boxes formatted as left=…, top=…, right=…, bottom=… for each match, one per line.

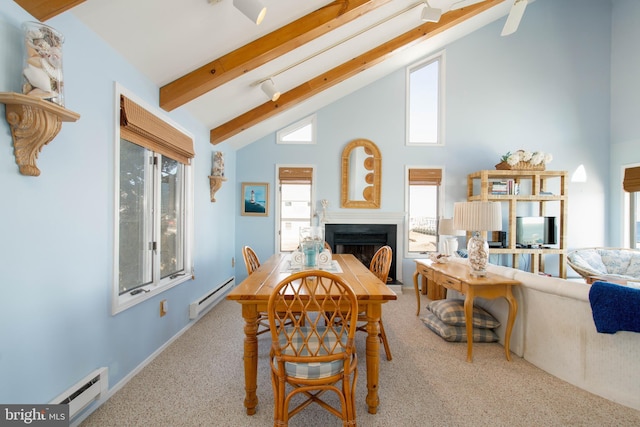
left=212, top=151, right=224, bottom=176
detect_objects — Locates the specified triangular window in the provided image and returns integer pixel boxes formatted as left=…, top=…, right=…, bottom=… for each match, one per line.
left=277, top=115, right=316, bottom=145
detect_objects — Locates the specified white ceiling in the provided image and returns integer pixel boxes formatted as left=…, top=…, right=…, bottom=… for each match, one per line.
left=71, top=0, right=515, bottom=148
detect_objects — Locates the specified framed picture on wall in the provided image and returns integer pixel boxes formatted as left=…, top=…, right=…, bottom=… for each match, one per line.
left=241, top=182, right=269, bottom=216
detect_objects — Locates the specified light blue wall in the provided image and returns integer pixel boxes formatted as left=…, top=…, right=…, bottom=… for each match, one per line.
left=236, top=0, right=616, bottom=283
left=610, top=0, right=640, bottom=246
left=0, top=0, right=236, bottom=412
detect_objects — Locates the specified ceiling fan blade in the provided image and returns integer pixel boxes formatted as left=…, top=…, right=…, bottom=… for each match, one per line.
left=501, top=0, right=528, bottom=36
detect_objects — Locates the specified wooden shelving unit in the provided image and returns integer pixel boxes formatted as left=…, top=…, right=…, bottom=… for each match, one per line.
left=467, top=169, right=568, bottom=278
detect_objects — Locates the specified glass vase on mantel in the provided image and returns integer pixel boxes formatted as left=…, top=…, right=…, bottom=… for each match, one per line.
left=22, top=21, right=65, bottom=107
left=299, top=226, right=324, bottom=269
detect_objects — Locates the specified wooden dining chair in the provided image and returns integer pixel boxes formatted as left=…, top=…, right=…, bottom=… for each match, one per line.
left=242, top=245, right=260, bottom=275
left=242, top=246, right=270, bottom=336
left=358, top=245, right=393, bottom=361
left=268, top=270, right=359, bottom=427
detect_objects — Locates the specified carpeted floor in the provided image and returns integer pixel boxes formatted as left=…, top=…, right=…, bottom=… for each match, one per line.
left=81, top=290, right=640, bottom=426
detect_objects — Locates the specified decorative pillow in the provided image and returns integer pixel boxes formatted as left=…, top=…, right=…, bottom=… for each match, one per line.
left=427, top=299, right=500, bottom=329
left=600, top=249, right=633, bottom=275
left=569, top=250, right=607, bottom=275
left=421, top=311, right=498, bottom=342
left=626, top=255, right=640, bottom=278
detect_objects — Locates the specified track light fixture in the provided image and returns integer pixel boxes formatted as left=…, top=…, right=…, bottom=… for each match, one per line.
left=261, top=79, right=281, bottom=102
left=421, top=1, right=442, bottom=23
left=253, top=1, right=442, bottom=100
left=233, top=0, right=267, bottom=25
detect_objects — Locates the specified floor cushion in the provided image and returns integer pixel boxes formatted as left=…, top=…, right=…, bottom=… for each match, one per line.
left=427, top=299, right=501, bottom=329
left=421, top=311, right=498, bottom=342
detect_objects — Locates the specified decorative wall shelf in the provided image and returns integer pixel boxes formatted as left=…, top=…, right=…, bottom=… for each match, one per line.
left=208, top=176, right=226, bottom=202
left=0, top=92, right=80, bottom=176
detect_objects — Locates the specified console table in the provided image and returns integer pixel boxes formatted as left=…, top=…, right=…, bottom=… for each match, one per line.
left=413, top=259, right=520, bottom=362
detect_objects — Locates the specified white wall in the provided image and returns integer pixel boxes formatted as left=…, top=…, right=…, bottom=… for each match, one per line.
left=235, top=0, right=615, bottom=283
left=0, top=0, right=236, bottom=414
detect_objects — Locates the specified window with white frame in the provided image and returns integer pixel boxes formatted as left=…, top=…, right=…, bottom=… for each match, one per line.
left=277, top=115, right=316, bottom=144
left=277, top=166, right=314, bottom=251
left=407, top=168, right=441, bottom=253
left=114, top=91, right=194, bottom=314
left=407, top=53, right=444, bottom=145
left=623, top=165, right=640, bottom=248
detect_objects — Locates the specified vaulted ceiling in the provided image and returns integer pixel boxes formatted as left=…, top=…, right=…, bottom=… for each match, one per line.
left=14, top=0, right=520, bottom=149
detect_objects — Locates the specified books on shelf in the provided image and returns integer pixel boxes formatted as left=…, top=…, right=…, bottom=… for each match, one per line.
left=490, top=179, right=519, bottom=195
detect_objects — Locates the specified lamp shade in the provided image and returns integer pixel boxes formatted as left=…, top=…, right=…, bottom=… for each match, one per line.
left=438, top=218, right=465, bottom=236
left=453, top=202, right=502, bottom=232
left=233, top=0, right=267, bottom=25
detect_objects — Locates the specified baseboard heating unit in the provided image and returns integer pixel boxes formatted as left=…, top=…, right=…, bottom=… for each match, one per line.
left=51, top=367, right=108, bottom=420
left=189, top=276, right=235, bottom=319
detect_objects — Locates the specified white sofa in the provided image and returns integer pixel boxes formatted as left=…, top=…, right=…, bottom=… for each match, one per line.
left=445, top=258, right=640, bottom=411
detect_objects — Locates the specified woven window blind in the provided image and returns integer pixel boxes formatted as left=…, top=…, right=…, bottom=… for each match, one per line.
left=120, top=95, right=194, bottom=164
left=408, top=168, right=442, bottom=185
left=279, top=167, right=313, bottom=184
left=623, top=166, right=640, bottom=193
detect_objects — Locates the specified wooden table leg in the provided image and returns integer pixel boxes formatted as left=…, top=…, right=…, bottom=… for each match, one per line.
left=503, top=288, right=518, bottom=362
left=365, top=303, right=381, bottom=414
left=463, top=292, right=475, bottom=363
left=413, top=269, right=421, bottom=316
left=241, top=304, right=259, bottom=415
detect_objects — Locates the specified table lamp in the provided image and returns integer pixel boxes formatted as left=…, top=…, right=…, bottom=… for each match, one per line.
left=438, top=218, right=465, bottom=256
left=453, top=201, right=502, bottom=276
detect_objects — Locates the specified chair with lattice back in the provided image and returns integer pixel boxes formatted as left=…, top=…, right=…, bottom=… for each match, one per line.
left=358, top=245, right=393, bottom=361
left=242, top=246, right=270, bottom=336
left=268, top=270, right=359, bottom=427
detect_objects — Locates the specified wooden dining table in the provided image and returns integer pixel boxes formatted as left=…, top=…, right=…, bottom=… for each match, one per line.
left=226, top=253, right=397, bottom=415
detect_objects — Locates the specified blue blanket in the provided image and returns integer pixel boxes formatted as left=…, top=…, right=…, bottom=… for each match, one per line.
left=588, top=281, right=640, bottom=334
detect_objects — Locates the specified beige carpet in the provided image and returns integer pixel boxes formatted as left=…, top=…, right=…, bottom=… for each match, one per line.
left=82, top=291, right=640, bottom=426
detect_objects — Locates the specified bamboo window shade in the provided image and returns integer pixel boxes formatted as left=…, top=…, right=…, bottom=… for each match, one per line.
left=623, top=166, right=640, bottom=193
left=408, top=168, right=442, bottom=185
left=278, top=167, right=313, bottom=184
left=120, top=95, right=194, bottom=165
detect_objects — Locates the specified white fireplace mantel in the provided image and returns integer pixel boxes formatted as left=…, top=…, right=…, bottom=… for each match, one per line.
left=322, top=211, right=406, bottom=284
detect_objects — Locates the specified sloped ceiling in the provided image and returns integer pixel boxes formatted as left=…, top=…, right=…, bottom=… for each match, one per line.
left=15, top=0, right=518, bottom=149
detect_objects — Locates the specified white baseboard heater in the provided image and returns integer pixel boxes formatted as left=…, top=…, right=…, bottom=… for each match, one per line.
left=51, top=367, right=108, bottom=420
left=189, top=276, right=235, bottom=319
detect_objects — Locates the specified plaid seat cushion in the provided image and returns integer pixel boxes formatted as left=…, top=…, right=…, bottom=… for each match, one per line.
left=421, top=311, right=498, bottom=343
left=277, top=327, right=347, bottom=380
left=427, top=299, right=500, bottom=328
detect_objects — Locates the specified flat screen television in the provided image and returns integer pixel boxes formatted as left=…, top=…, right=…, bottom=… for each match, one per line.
left=516, top=216, right=557, bottom=247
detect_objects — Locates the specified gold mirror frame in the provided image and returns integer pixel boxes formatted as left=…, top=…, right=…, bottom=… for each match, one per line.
left=341, top=138, right=381, bottom=208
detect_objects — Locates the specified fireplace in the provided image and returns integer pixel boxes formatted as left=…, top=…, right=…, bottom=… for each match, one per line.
left=325, top=223, right=398, bottom=284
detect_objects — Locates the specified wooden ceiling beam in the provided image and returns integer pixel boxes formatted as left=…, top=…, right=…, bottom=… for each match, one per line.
left=13, top=0, right=86, bottom=21
left=159, top=0, right=392, bottom=112
left=210, top=0, right=504, bottom=145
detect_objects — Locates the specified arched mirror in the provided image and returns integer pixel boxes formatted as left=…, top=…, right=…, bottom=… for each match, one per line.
left=341, top=138, right=381, bottom=208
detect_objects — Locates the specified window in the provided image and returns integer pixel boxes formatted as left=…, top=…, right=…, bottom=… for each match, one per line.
left=277, top=115, right=316, bottom=144
left=407, top=168, right=441, bottom=254
left=277, top=166, right=314, bottom=252
left=407, top=53, right=444, bottom=145
left=623, top=165, right=640, bottom=248
left=114, top=89, right=194, bottom=314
